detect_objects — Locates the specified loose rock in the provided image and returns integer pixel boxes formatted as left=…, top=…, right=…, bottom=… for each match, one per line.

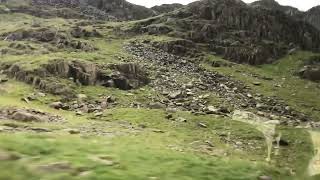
left=198, top=122, right=208, bottom=128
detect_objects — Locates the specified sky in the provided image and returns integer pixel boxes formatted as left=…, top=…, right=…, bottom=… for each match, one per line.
left=127, top=0, right=320, bottom=11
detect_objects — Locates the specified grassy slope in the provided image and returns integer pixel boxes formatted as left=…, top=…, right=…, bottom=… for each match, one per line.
left=0, top=81, right=273, bottom=180
left=0, top=79, right=314, bottom=180
left=203, top=51, right=320, bottom=121
left=0, top=12, right=316, bottom=180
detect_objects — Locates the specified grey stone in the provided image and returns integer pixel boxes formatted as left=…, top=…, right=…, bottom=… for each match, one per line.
left=198, top=122, right=208, bottom=128
left=176, top=117, right=187, bottom=122
left=49, top=102, right=64, bottom=109
left=11, top=111, right=42, bottom=122
left=148, top=102, right=166, bottom=109
left=168, top=91, right=182, bottom=99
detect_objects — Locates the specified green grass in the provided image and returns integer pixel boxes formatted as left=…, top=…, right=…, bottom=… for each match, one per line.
left=0, top=104, right=314, bottom=179
left=202, top=51, right=320, bottom=121
left=0, top=13, right=131, bottom=71
left=0, top=13, right=70, bottom=34
left=273, top=127, right=314, bottom=179
left=0, top=81, right=313, bottom=179
left=0, top=39, right=127, bottom=70
left=0, top=13, right=318, bottom=180
left=0, top=133, right=270, bottom=180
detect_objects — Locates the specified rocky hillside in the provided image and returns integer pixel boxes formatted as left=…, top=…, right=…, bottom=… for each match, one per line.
left=250, top=0, right=320, bottom=31
left=250, top=0, right=301, bottom=16
left=151, top=3, right=183, bottom=15
left=83, top=0, right=154, bottom=20
left=132, top=0, right=320, bottom=65
left=1, top=0, right=155, bottom=20
left=304, top=6, right=320, bottom=30
left=0, top=0, right=320, bottom=180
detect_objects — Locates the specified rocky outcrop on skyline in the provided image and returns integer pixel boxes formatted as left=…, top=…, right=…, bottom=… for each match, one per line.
left=304, top=6, right=320, bottom=30
left=132, top=0, right=320, bottom=65
left=249, top=0, right=301, bottom=16
left=151, top=3, right=184, bottom=15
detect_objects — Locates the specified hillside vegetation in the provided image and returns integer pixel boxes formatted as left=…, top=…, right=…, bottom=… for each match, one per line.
left=0, top=0, right=320, bottom=180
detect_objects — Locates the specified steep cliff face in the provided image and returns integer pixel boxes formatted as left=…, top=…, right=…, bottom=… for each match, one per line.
left=132, top=0, right=320, bottom=65
left=304, top=6, right=320, bottom=30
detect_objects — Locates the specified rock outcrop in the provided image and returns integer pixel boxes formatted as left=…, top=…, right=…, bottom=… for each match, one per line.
left=70, top=26, right=102, bottom=38
left=151, top=39, right=198, bottom=56
left=131, top=0, right=320, bottom=65
left=297, top=55, right=320, bottom=82
left=151, top=3, right=183, bottom=15
left=1, top=0, right=155, bottom=20
left=304, top=6, right=320, bottom=30
left=250, top=0, right=301, bottom=16
left=250, top=0, right=320, bottom=31
left=44, top=60, right=149, bottom=89
left=84, top=0, right=154, bottom=20
left=2, top=28, right=96, bottom=51
left=125, top=40, right=313, bottom=125
left=0, top=108, right=64, bottom=122
left=0, top=60, right=149, bottom=95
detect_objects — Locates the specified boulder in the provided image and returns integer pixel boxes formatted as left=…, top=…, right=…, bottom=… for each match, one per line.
left=298, top=66, right=320, bottom=81
left=11, top=111, right=42, bottom=122
left=37, top=161, right=74, bottom=173
left=0, top=78, right=8, bottom=83
left=168, top=91, right=182, bottom=99
left=50, top=102, right=64, bottom=109
left=71, top=27, right=102, bottom=38
left=297, top=55, right=320, bottom=82
left=145, top=24, right=173, bottom=35
left=113, top=63, right=150, bottom=89
left=0, top=151, right=20, bottom=161
left=205, top=106, right=219, bottom=114
left=0, top=108, right=64, bottom=123
left=198, top=122, right=208, bottom=128
left=176, top=117, right=187, bottom=122
left=152, top=39, right=197, bottom=56
left=148, top=102, right=166, bottom=109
